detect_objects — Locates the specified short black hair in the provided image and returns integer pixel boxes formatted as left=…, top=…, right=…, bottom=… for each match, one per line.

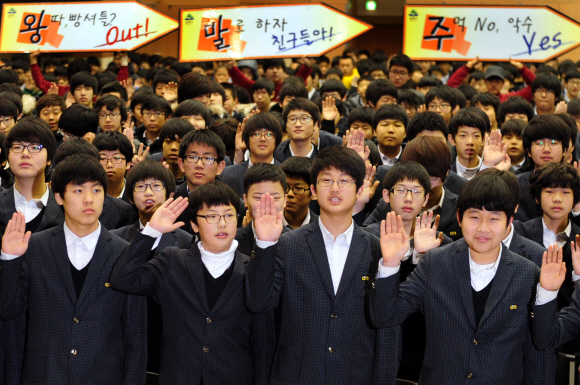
left=530, top=162, right=580, bottom=206
left=397, top=89, right=420, bottom=108
left=500, top=119, right=526, bottom=137
left=100, top=81, right=128, bottom=102
left=389, top=54, right=414, bottom=74
left=568, top=99, right=580, bottom=116
left=417, top=76, right=442, bottom=88
left=242, top=163, right=287, bottom=195
left=279, top=82, right=308, bottom=104
left=478, top=168, right=520, bottom=205
left=188, top=181, right=240, bottom=225
left=556, top=113, right=578, bottom=147
left=159, top=118, right=195, bottom=143
left=372, top=104, right=409, bottom=130
left=471, top=92, right=501, bottom=119
left=347, top=107, right=374, bottom=128
left=11, top=59, right=30, bottom=73
left=94, top=94, right=128, bottom=124
left=522, top=114, right=570, bottom=155
left=178, top=129, right=225, bottom=162
left=383, top=160, right=431, bottom=194
left=130, top=87, right=154, bottom=113
left=35, top=94, right=66, bottom=117
left=170, top=62, right=192, bottom=77
left=0, top=69, right=19, bottom=85
left=142, top=94, right=172, bottom=117
left=251, top=78, right=275, bottom=95
left=402, top=135, right=451, bottom=182
left=178, top=72, right=213, bottom=103
left=0, top=91, right=22, bottom=115
left=0, top=84, right=23, bottom=98
left=6, top=116, right=56, bottom=163
left=53, top=136, right=100, bottom=166
left=221, top=82, right=237, bottom=100
left=405, top=111, right=449, bottom=142
left=0, top=99, right=18, bottom=121
left=425, top=85, right=458, bottom=110
left=457, top=172, right=517, bottom=221
left=51, top=154, right=108, bottom=199
left=92, top=131, right=134, bottom=161
left=325, top=67, right=344, bottom=80
left=153, top=69, right=179, bottom=91
left=319, top=79, right=347, bottom=99
left=468, top=71, right=486, bottom=84
left=564, top=70, right=580, bottom=83
left=67, top=58, right=92, bottom=80
left=448, top=107, right=490, bottom=137
left=210, top=81, right=226, bottom=103
left=281, top=156, right=313, bottom=186
left=69, top=71, right=98, bottom=94
left=531, top=73, right=562, bottom=100
left=97, top=72, right=117, bottom=93
left=282, top=97, right=321, bottom=126
left=310, top=146, right=366, bottom=190
left=263, top=59, right=286, bottom=71
left=173, top=100, right=212, bottom=128
left=242, top=112, right=283, bottom=149
left=498, top=96, right=534, bottom=124
left=366, top=79, right=398, bottom=107
left=209, top=118, right=237, bottom=160
left=457, top=85, right=477, bottom=104
left=126, top=159, right=176, bottom=201
left=58, top=104, right=98, bottom=137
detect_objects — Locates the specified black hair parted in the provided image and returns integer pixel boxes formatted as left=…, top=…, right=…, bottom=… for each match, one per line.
left=178, top=72, right=213, bottom=103
left=242, top=112, right=283, bottom=149
left=406, top=111, right=449, bottom=142
left=383, top=160, right=431, bottom=194
left=319, top=79, right=347, bottom=99
left=210, top=81, right=226, bottom=103
left=159, top=118, right=195, bottom=144
left=126, top=158, right=176, bottom=201
left=425, top=85, right=458, bottom=110
left=58, top=104, right=98, bottom=137
left=522, top=114, right=571, bottom=155
left=220, top=82, right=237, bottom=100
left=531, top=73, right=562, bottom=99
left=0, top=99, right=18, bottom=121
left=310, top=146, right=366, bottom=191
left=457, top=172, right=517, bottom=222
left=529, top=162, right=580, bottom=206
left=69, top=71, right=98, bottom=94
left=251, top=78, right=275, bottom=95
left=173, top=99, right=212, bottom=127
left=365, top=79, right=398, bottom=108
left=325, top=67, right=344, bottom=80
left=92, top=131, right=134, bottom=161
left=130, top=87, right=154, bottom=112
left=500, top=119, right=527, bottom=138
left=282, top=97, right=321, bottom=126
left=347, top=107, right=374, bottom=128
left=262, top=59, right=286, bottom=71
left=0, top=91, right=22, bottom=115
left=53, top=136, right=100, bottom=166
left=498, top=96, right=534, bottom=124
left=555, top=113, right=578, bottom=147
left=142, top=94, right=172, bottom=117
left=188, top=181, right=240, bottom=225
left=51, top=154, right=108, bottom=199
left=279, top=82, right=308, bottom=104
left=402, top=135, right=451, bottom=183
left=178, top=128, right=225, bottom=162
left=6, top=116, right=56, bottom=163
left=281, top=156, right=313, bottom=186
left=457, top=84, right=477, bottom=104
left=99, top=81, right=128, bottom=102
left=242, top=163, right=287, bottom=195
left=477, top=168, right=520, bottom=205
left=372, top=104, right=409, bottom=130
left=448, top=107, right=490, bottom=137
left=94, top=94, right=128, bottom=123
left=417, top=76, right=442, bottom=88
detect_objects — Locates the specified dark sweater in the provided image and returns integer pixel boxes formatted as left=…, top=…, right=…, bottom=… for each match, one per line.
left=472, top=279, right=494, bottom=326
left=202, top=261, right=235, bottom=311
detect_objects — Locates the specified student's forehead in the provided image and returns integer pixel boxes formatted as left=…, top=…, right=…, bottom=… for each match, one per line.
left=393, top=178, right=423, bottom=187
left=248, top=181, right=285, bottom=194
left=42, top=105, right=61, bottom=111
left=201, top=203, right=236, bottom=212
left=378, top=119, right=403, bottom=125
left=318, top=167, right=351, bottom=178
left=287, top=109, right=311, bottom=117
left=136, top=177, right=163, bottom=184
left=465, top=208, right=505, bottom=216
left=351, top=120, right=371, bottom=126
left=99, top=106, right=120, bottom=112
left=68, top=181, right=102, bottom=188
left=186, top=142, right=218, bottom=156
left=286, top=175, right=309, bottom=185
left=457, top=126, right=482, bottom=134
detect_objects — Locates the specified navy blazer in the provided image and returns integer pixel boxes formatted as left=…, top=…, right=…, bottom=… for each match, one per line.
left=220, top=159, right=281, bottom=198
left=508, top=228, right=546, bottom=267
left=274, top=140, right=318, bottom=163
left=0, top=225, right=147, bottom=385
left=100, top=195, right=138, bottom=230
left=235, top=222, right=291, bottom=257
left=514, top=171, right=540, bottom=222
left=110, top=233, right=275, bottom=385
left=111, top=222, right=192, bottom=250
left=370, top=240, right=546, bottom=384
left=245, top=223, right=399, bottom=384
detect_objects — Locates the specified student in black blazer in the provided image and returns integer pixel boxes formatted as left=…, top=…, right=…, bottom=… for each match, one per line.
left=280, top=157, right=319, bottom=230
left=0, top=155, right=147, bottom=385
left=110, top=183, right=275, bottom=385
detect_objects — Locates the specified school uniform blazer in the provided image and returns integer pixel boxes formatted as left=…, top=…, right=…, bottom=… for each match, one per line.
left=370, top=240, right=546, bottom=385
left=508, top=230, right=547, bottom=267
left=274, top=140, right=318, bottom=163
left=99, top=195, right=138, bottom=231
left=362, top=223, right=453, bottom=247
left=0, top=225, right=147, bottom=385
left=220, top=159, right=281, bottom=198
left=235, top=222, right=291, bottom=257
left=111, top=222, right=192, bottom=250
left=245, top=222, right=399, bottom=385
left=110, top=233, right=275, bottom=385
left=363, top=188, right=463, bottom=241
left=374, top=166, right=467, bottom=197
left=514, top=171, right=540, bottom=222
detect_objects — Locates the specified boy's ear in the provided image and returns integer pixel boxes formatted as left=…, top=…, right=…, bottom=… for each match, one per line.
left=423, top=193, right=430, bottom=207
left=457, top=210, right=462, bottom=227
left=243, top=194, right=248, bottom=208
left=191, top=220, right=199, bottom=234
left=216, top=160, right=226, bottom=175
left=55, top=192, right=64, bottom=206
left=178, top=158, right=185, bottom=172
left=383, top=189, right=390, bottom=204
left=310, top=184, right=317, bottom=199
left=448, top=134, right=456, bottom=146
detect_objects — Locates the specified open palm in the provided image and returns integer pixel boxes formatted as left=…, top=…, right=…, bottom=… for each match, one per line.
left=540, top=245, right=567, bottom=291
left=2, top=212, right=31, bottom=256
left=380, top=212, right=410, bottom=267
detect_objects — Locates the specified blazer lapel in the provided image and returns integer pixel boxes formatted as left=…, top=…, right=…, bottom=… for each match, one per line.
left=76, top=229, right=113, bottom=305
left=437, top=190, right=455, bottom=230
left=51, top=225, right=77, bottom=304
left=126, top=222, right=140, bottom=243
left=1, top=188, right=15, bottom=225
left=156, top=231, right=177, bottom=255
left=478, top=248, right=515, bottom=326
left=305, top=226, right=335, bottom=300
left=184, top=247, right=210, bottom=314
left=451, top=240, right=477, bottom=330
left=334, top=227, right=365, bottom=301
left=209, top=252, right=245, bottom=313
left=529, top=217, right=544, bottom=245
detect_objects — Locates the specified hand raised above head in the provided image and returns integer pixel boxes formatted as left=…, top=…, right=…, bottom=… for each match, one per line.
left=414, top=211, right=443, bottom=254
left=149, top=197, right=188, bottom=234
left=380, top=212, right=410, bottom=267
left=254, top=193, right=283, bottom=242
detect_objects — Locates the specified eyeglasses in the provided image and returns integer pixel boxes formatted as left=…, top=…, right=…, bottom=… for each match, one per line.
left=10, top=144, right=44, bottom=153
left=197, top=214, right=238, bottom=224
left=286, top=186, right=310, bottom=195
left=143, top=111, right=166, bottom=119
left=0, top=117, right=14, bottom=126
left=185, top=155, right=216, bottom=165
left=99, top=156, right=126, bottom=165
left=532, top=139, right=561, bottom=148
left=390, top=187, right=425, bottom=199
left=134, top=182, right=165, bottom=192
left=389, top=69, right=409, bottom=77
left=98, top=112, right=121, bottom=119
left=427, top=103, right=452, bottom=111
left=251, top=131, right=276, bottom=140
left=287, top=116, right=313, bottom=125
left=317, top=179, right=355, bottom=188
left=534, top=88, right=555, bottom=95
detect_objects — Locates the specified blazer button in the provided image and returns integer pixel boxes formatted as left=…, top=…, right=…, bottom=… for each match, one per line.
left=73, top=317, right=79, bottom=323
left=472, top=339, right=477, bottom=345
left=71, top=349, right=77, bottom=355
left=206, top=318, right=212, bottom=323
left=203, top=346, right=209, bottom=352
left=330, top=314, right=337, bottom=319
left=328, top=347, right=333, bottom=353
left=467, top=373, right=473, bottom=378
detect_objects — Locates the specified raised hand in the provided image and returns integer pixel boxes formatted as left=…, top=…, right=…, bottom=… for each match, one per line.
left=163, top=82, right=178, bottom=103
left=466, top=56, right=480, bottom=69
left=509, top=58, right=524, bottom=70
left=123, top=111, right=134, bottom=132
left=417, top=104, right=426, bottom=114
left=482, top=130, right=507, bottom=168
left=65, top=92, right=76, bottom=108
left=254, top=193, right=284, bottom=242
left=225, top=59, right=236, bottom=70
left=321, top=96, right=338, bottom=122
left=414, top=211, right=443, bottom=254
left=555, top=101, right=567, bottom=114
left=242, top=212, right=253, bottom=227
left=380, top=212, right=410, bottom=267
left=2, top=212, right=31, bottom=256
left=540, top=245, right=567, bottom=291
left=302, top=56, right=315, bottom=68
left=346, top=128, right=370, bottom=162
left=572, top=235, right=580, bottom=276
left=47, top=83, right=59, bottom=95
left=132, top=143, right=150, bottom=165
left=149, top=197, right=188, bottom=233
left=494, top=153, right=512, bottom=172
left=354, top=164, right=378, bottom=213
left=120, top=79, right=134, bottom=101
left=234, top=121, right=248, bottom=164
left=29, top=49, right=40, bottom=65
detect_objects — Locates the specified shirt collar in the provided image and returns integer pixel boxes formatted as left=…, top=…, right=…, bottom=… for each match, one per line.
left=502, top=223, right=515, bottom=248
left=541, top=217, right=572, bottom=237
left=468, top=243, right=503, bottom=275
left=455, top=156, right=482, bottom=176
left=14, top=184, right=50, bottom=207
left=115, top=179, right=126, bottom=199
left=318, top=216, right=354, bottom=245
left=63, top=221, right=101, bottom=252
left=426, top=187, right=445, bottom=212
left=378, top=146, right=402, bottom=165
left=248, top=157, right=275, bottom=169
left=283, top=209, right=311, bottom=228
left=290, top=143, right=315, bottom=158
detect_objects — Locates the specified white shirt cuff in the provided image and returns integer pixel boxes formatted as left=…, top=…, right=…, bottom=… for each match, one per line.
left=535, top=283, right=559, bottom=305
left=376, top=259, right=400, bottom=278
left=255, top=239, right=277, bottom=249
left=0, top=251, right=20, bottom=261
left=142, top=223, right=163, bottom=239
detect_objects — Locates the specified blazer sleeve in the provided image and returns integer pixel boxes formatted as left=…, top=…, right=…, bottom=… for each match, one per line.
left=0, top=254, right=28, bottom=321
left=363, top=200, right=386, bottom=226
left=121, top=293, right=147, bottom=385
left=110, top=232, right=169, bottom=297
left=244, top=243, right=284, bottom=313
left=250, top=310, right=276, bottom=385
left=447, top=65, right=471, bottom=88
left=532, top=287, right=580, bottom=351
left=523, top=274, right=546, bottom=385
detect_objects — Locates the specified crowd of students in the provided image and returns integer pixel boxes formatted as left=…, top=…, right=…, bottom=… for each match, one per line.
left=0, top=46, right=580, bottom=384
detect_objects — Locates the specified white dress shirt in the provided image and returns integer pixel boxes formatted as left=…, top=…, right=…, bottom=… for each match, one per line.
left=113, top=179, right=126, bottom=199
left=139, top=220, right=161, bottom=249
left=290, top=143, right=315, bottom=158
left=63, top=222, right=101, bottom=270
left=283, top=209, right=311, bottom=229
left=248, top=157, right=275, bottom=169
left=378, top=147, right=402, bottom=167
left=542, top=218, right=571, bottom=249
left=455, top=156, right=483, bottom=180
left=14, top=185, right=49, bottom=223
left=502, top=223, right=515, bottom=249
left=319, top=218, right=354, bottom=293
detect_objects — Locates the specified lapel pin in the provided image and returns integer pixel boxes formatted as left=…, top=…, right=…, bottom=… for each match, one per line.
left=450, top=231, right=457, bottom=236
left=105, top=282, right=111, bottom=287
left=510, top=305, right=517, bottom=310
left=362, top=276, right=369, bottom=281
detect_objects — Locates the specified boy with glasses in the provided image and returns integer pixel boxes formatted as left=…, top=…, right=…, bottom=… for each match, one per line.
left=134, top=94, right=172, bottom=151
left=532, top=74, right=561, bottom=115
left=0, top=99, right=18, bottom=134
left=94, top=94, right=127, bottom=133
left=281, top=156, right=317, bottom=229
left=425, top=85, right=458, bottom=124
left=93, top=131, right=133, bottom=202
left=275, top=98, right=321, bottom=163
